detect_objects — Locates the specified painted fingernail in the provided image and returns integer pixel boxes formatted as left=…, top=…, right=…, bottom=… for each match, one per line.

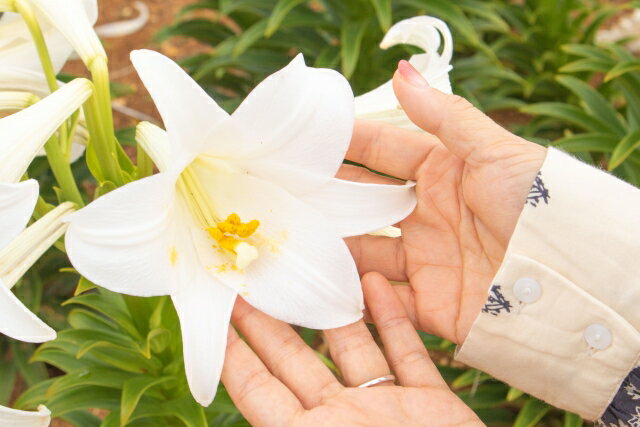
left=397, top=60, right=429, bottom=87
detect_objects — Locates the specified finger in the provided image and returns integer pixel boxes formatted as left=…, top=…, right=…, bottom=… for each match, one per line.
left=336, top=164, right=402, bottom=185
left=324, top=320, right=392, bottom=387
left=231, top=298, right=342, bottom=408
left=347, top=119, right=441, bottom=180
left=393, top=60, right=528, bottom=165
left=346, top=235, right=408, bottom=282
left=222, top=327, right=303, bottom=427
left=363, top=272, right=447, bottom=389
left=363, top=285, right=418, bottom=329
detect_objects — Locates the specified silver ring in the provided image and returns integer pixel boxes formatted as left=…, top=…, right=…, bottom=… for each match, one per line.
left=357, top=374, right=396, bottom=388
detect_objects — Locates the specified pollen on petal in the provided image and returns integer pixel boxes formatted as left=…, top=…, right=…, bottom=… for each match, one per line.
left=170, top=247, right=178, bottom=266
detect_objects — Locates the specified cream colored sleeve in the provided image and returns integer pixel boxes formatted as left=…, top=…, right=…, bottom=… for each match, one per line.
left=454, top=147, right=640, bottom=422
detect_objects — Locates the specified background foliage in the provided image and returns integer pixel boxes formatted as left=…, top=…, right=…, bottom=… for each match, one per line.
left=4, top=0, right=640, bottom=425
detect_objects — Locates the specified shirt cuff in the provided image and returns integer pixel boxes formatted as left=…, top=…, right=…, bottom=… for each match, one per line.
left=454, top=147, right=640, bottom=421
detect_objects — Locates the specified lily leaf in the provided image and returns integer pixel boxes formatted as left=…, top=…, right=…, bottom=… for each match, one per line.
left=265, top=0, right=305, bottom=37
left=609, top=130, right=640, bottom=171
left=368, top=0, right=392, bottom=32
left=556, top=75, right=627, bottom=137
left=514, top=398, right=550, bottom=427
left=605, top=60, right=640, bottom=82
left=121, top=376, right=174, bottom=426
left=340, top=18, right=368, bottom=79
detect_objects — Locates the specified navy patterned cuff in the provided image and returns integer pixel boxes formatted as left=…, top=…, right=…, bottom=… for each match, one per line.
left=598, top=366, right=640, bottom=426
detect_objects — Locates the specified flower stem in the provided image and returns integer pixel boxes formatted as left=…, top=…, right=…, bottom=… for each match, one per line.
left=136, top=143, right=153, bottom=179
left=44, top=134, right=85, bottom=206
left=13, top=0, right=68, bottom=147
left=84, top=57, right=124, bottom=186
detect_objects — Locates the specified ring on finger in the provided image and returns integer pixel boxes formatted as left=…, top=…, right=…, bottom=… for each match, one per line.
left=356, top=374, right=396, bottom=388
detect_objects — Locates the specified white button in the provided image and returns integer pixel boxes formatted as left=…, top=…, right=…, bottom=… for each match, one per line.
left=513, top=277, right=541, bottom=303
left=584, top=324, right=612, bottom=350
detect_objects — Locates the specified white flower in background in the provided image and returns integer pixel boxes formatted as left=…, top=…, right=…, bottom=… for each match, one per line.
left=355, top=16, right=454, bottom=129
left=0, top=78, right=91, bottom=249
left=65, top=50, right=417, bottom=406
left=0, top=404, right=50, bottom=427
left=0, top=202, right=74, bottom=342
left=94, top=1, right=150, bottom=39
left=0, top=0, right=101, bottom=72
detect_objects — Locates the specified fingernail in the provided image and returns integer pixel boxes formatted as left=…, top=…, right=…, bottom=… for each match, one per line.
left=397, top=60, right=429, bottom=88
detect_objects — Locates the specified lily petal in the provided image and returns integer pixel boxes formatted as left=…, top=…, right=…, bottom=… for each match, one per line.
left=301, top=179, right=417, bottom=237
left=27, top=0, right=103, bottom=66
left=228, top=54, right=355, bottom=196
left=0, top=181, right=39, bottom=250
left=0, top=26, right=72, bottom=73
left=135, top=121, right=171, bottom=172
left=355, top=16, right=453, bottom=129
left=190, top=164, right=364, bottom=329
left=0, top=278, right=56, bottom=342
left=0, top=404, right=51, bottom=426
left=131, top=50, right=229, bottom=170
left=0, top=78, right=92, bottom=183
left=0, top=67, right=88, bottom=161
left=171, top=268, right=236, bottom=407
left=65, top=173, right=181, bottom=297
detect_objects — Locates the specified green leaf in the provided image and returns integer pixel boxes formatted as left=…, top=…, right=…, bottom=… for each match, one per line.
left=605, top=60, right=640, bottom=82
left=232, top=20, right=269, bottom=58
left=75, top=276, right=97, bottom=296
left=609, top=130, right=640, bottom=171
left=340, top=18, right=368, bottom=79
left=561, top=44, right=612, bottom=62
left=46, top=386, right=120, bottom=417
left=556, top=75, right=627, bottom=136
left=121, top=376, right=175, bottom=426
left=265, top=0, right=304, bottom=37
left=452, top=369, right=490, bottom=389
left=521, top=103, right=612, bottom=134
left=513, top=398, right=550, bottom=427
left=559, top=58, right=611, bottom=74
left=0, top=361, right=17, bottom=405
left=553, top=133, right=619, bottom=153
left=130, top=395, right=208, bottom=427
left=47, top=368, right=133, bottom=397
left=368, top=0, right=391, bottom=32
left=564, top=411, right=583, bottom=427
left=506, top=387, right=524, bottom=402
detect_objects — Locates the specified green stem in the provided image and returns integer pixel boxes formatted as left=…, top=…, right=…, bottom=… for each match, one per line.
left=137, top=143, right=153, bottom=179
left=14, top=0, right=69, bottom=146
left=44, top=135, right=85, bottom=206
left=85, top=57, right=124, bottom=186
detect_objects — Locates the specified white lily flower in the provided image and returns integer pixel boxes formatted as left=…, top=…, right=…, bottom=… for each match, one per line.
left=355, top=16, right=454, bottom=129
left=65, top=50, right=417, bottom=406
left=0, top=404, right=50, bottom=427
left=94, top=1, right=149, bottom=39
left=0, top=65, right=90, bottom=161
left=0, top=0, right=99, bottom=72
left=0, top=78, right=92, bottom=249
left=0, top=202, right=74, bottom=342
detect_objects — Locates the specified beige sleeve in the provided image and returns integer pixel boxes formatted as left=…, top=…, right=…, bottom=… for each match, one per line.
left=454, top=147, right=640, bottom=421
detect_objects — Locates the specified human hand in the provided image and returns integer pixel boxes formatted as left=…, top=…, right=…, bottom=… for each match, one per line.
left=221, top=273, right=482, bottom=427
left=345, top=60, right=547, bottom=344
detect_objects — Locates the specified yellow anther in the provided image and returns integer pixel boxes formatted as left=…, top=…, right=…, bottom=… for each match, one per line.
left=206, top=213, right=261, bottom=269
left=237, top=220, right=260, bottom=238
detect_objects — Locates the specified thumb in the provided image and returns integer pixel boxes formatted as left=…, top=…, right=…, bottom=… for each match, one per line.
left=393, top=60, right=523, bottom=163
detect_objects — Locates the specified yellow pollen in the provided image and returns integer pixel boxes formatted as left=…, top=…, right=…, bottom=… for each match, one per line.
left=170, top=247, right=178, bottom=266
left=206, top=213, right=261, bottom=269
